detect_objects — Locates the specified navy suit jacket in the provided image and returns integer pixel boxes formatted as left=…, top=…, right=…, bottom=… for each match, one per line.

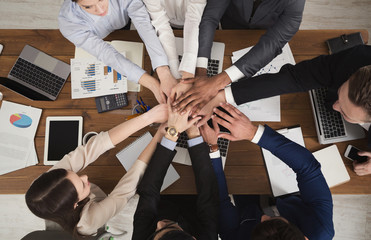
left=211, top=126, right=334, bottom=240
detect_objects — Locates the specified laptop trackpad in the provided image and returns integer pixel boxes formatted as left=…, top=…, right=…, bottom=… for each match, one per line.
left=34, top=52, right=57, bottom=72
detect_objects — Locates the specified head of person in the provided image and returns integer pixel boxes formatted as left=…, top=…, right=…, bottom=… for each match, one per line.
left=332, top=65, right=371, bottom=124
left=252, top=217, right=308, bottom=240
left=71, top=0, right=109, bottom=17
left=148, top=220, right=195, bottom=240
left=25, top=169, right=91, bottom=237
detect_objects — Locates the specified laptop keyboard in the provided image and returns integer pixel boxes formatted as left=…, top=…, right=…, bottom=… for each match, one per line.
left=9, top=58, right=65, bottom=97
left=178, top=56, right=220, bottom=77
left=313, top=88, right=346, bottom=139
left=176, top=132, right=230, bottom=157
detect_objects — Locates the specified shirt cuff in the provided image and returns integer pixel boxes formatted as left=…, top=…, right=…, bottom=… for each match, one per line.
left=224, top=65, right=245, bottom=82
left=160, top=136, right=177, bottom=151
left=209, top=150, right=221, bottom=159
left=196, top=57, right=208, bottom=69
left=251, top=125, right=265, bottom=144
left=187, top=136, right=204, bottom=147
left=224, top=86, right=237, bottom=105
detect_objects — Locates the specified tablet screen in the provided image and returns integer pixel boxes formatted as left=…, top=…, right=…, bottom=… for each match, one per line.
left=47, top=120, right=80, bottom=161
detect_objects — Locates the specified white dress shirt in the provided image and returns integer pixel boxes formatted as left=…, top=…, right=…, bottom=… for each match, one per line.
left=143, top=0, right=206, bottom=78
left=58, top=0, right=168, bottom=83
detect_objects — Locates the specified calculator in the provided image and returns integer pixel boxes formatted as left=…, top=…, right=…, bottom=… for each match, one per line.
left=95, top=93, right=128, bottom=113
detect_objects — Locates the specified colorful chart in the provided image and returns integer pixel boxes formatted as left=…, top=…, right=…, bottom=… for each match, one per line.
left=9, top=113, right=32, bottom=128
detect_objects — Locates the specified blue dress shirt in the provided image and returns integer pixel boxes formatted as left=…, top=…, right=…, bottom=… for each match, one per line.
left=58, top=0, right=168, bottom=83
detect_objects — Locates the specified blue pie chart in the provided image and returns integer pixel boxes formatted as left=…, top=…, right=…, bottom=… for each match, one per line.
left=10, top=113, right=32, bottom=128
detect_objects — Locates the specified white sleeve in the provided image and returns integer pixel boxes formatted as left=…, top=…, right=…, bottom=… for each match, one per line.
left=224, top=65, right=245, bottom=82
left=178, top=0, right=207, bottom=76
left=142, top=0, right=181, bottom=78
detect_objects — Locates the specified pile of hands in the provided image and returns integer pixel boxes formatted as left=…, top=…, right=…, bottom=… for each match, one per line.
left=154, top=67, right=229, bottom=127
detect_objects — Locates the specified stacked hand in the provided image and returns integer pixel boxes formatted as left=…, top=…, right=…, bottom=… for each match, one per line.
left=353, top=152, right=371, bottom=176
left=166, top=98, right=201, bottom=139
left=172, top=71, right=231, bottom=116
left=211, top=103, right=258, bottom=142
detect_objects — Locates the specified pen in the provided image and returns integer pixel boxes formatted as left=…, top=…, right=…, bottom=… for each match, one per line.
left=126, top=113, right=142, bottom=120
left=140, top=97, right=148, bottom=111
left=136, top=99, right=146, bottom=112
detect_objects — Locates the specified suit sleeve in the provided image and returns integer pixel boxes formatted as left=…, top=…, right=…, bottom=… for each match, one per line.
left=257, top=125, right=333, bottom=236
left=132, top=144, right=176, bottom=240
left=234, top=0, right=305, bottom=78
left=189, top=143, right=219, bottom=240
left=197, top=0, right=231, bottom=59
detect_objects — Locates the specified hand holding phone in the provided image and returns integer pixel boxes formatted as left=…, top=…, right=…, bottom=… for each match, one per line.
left=344, top=145, right=368, bottom=163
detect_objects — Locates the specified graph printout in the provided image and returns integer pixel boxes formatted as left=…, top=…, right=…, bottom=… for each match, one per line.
left=231, top=44, right=296, bottom=122
left=0, top=101, right=42, bottom=174
left=70, top=58, right=127, bottom=99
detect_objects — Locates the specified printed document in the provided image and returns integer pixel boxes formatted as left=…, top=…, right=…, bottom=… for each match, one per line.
left=231, top=44, right=296, bottom=121
left=0, top=101, right=41, bottom=174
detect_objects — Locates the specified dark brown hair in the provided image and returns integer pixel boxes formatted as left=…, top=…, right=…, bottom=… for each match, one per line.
left=251, top=218, right=305, bottom=240
left=25, top=169, right=90, bottom=239
left=348, top=65, right=371, bottom=120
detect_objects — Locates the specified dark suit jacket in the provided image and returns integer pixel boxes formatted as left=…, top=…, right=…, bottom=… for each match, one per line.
left=132, top=142, right=219, bottom=240
left=210, top=125, right=334, bottom=240
left=198, top=0, right=305, bottom=78
left=230, top=45, right=371, bottom=147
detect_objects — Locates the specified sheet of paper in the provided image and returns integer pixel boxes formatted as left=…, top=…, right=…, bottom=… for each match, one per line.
left=74, top=40, right=143, bottom=92
left=71, top=57, right=128, bottom=99
left=232, top=44, right=296, bottom=122
left=0, top=101, right=42, bottom=175
left=262, top=127, right=304, bottom=197
left=116, top=132, right=180, bottom=192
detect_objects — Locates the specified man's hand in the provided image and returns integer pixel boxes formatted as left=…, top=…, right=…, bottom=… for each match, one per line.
left=195, top=90, right=226, bottom=127
left=353, top=151, right=371, bottom=176
left=212, top=103, right=257, bottom=141
left=138, top=73, right=166, bottom=104
left=172, top=72, right=231, bottom=116
left=170, top=82, right=193, bottom=102
left=156, top=66, right=178, bottom=98
left=195, top=67, right=207, bottom=77
left=200, top=118, right=219, bottom=145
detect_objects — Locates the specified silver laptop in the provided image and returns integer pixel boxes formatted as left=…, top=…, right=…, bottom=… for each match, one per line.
left=175, top=37, right=225, bottom=76
left=0, top=45, right=70, bottom=101
left=309, top=88, right=366, bottom=144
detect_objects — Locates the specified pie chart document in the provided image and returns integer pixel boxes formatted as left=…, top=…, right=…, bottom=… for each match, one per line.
left=0, top=101, right=42, bottom=174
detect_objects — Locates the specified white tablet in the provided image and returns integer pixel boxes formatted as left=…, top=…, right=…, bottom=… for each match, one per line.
left=44, top=116, right=83, bottom=165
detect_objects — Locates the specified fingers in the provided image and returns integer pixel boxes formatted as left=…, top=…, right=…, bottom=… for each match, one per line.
left=173, top=90, right=195, bottom=108
left=212, top=113, right=231, bottom=130
left=218, top=132, right=237, bottom=141
left=219, top=102, right=242, bottom=118
left=213, top=107, right=234, bottom=123
left=191, top=104, right=205, bottom=118
left=212, top=118, right=220, bottom=134
left=170, top=88, right=177, bottom=103
left=358, top=151, right=371, bottom=157
left=197, top=115, right=210, bottom=128
left=188, top=116, right=202, bottom=128
left=180, top=78, right=196, bottom=84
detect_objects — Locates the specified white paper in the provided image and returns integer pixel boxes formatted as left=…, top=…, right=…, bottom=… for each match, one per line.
left=232, top=44, right=296, bottom=122
left=71, top=57, right=128, bottom=99
left=262, top=127, right=304, bottom=197
left=0, top=101, right=41, bottom=175
left=116, top=132, right=180, bottom=192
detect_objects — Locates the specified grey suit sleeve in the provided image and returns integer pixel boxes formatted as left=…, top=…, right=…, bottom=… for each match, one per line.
left=197, top=0, right=231, bottom=59
left=234, top=0, right=305, bottom=78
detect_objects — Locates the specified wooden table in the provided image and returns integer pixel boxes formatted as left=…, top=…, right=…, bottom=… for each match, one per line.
left=0, top=29, right=370, bottom=195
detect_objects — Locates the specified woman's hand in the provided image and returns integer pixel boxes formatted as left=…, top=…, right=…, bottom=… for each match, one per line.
left=167, top=99, right=201, bottom=134
left=146, top=104, right=168, bottom=123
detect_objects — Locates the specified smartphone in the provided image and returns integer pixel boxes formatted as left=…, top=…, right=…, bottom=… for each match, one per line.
left=344, top=145, right=368, bottom=163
